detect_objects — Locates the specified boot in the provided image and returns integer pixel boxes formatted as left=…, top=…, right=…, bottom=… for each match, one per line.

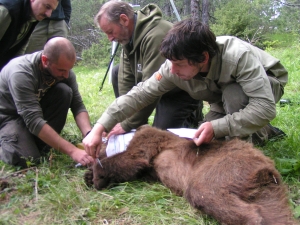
left=252, top=123, right=286, bottom=146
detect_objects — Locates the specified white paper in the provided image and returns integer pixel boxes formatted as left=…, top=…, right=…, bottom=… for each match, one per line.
left=105, top=128, right=197, bottom=157
left=106, top=131, right=135, bottom=157
left=167, top=128, right=197, bottom=139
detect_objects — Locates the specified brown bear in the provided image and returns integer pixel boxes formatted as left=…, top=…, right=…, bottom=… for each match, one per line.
left=84, top=126, right=296, bottom=225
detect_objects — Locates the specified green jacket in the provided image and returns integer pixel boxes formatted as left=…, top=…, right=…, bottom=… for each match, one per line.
left=117, top=4, right=172, bottom=131
left=98, top=36, right=288, bottom=138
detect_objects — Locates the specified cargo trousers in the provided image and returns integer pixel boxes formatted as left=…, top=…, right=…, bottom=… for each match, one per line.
left=25, top=20, right=69, bottom=54
left=0, top=83, right=72, bottom=167
left=205, top=76, right=285, bottom=145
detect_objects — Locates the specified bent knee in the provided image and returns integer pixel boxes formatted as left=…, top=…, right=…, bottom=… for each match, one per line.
left=0, top=133, right=40, bottom=168
left=53, top=83, right=73, bottom=103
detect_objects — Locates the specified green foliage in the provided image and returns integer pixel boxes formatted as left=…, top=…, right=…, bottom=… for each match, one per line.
left=263, top=40, right=280, bottom=50
left=68, top=0, right=104, bottom=57
left=81, top=34, right=120, bottom=67
left=265, top=32, right=299, bottom=49
left=276, top=158, right=300, bottom=176
left=69, top=0, right=300, bottom=65
left=210, top=0, right=278, bottom=48
left=211, top=0, right=254, bottom=37
left=272, top=0, right=300, bottom=33
left=81, top=40, right=109, bottom=67
left=69, top=0, right=101, bottom=33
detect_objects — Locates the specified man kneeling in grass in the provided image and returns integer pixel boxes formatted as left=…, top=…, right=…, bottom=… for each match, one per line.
left=0, top=37, right=94, bottom=168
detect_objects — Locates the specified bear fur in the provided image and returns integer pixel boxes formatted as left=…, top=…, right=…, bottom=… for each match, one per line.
left=84, top=126, right=296, bottom=225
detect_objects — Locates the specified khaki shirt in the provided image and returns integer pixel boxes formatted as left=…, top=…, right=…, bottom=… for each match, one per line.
left=98, top=36, right=288, bottom=138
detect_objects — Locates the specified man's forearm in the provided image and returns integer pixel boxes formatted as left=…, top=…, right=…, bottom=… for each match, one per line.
left=121, top=99, right=158, bottom=132
left=38, top=123, right=95, bottom=165
left=74, top=111, right=92, bottom=137
left=38, top=123, right=77, bottom=156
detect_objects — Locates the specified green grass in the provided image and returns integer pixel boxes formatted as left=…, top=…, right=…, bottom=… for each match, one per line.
left=1, top=33, right=300, bottom=224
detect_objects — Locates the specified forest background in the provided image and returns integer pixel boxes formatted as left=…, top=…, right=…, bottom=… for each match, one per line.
left=0, top=0, right=300, bottom=224
left=70, top=0, right=300, bottom=66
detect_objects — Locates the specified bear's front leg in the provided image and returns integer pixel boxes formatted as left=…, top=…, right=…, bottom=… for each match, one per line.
left=84, top=166, right=94, bottom=187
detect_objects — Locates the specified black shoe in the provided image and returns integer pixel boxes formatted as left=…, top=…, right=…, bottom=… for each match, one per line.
left=252, top=124, right=286, bottom=146
left=267, top=124, right=286, bottom=142
left=40, top=145, right=52, bottom=157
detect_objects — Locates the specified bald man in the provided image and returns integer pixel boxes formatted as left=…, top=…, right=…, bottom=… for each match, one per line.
left=0, top=37, right=94, bottom=168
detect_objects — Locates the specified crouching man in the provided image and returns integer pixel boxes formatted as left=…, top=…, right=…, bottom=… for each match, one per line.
left=0, top=37, right=94, bottom=168
left=83, top=19, right=288, bottom=157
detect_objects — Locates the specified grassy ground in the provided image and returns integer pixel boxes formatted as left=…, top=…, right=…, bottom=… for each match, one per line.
left=0, top=33, right=299, bottom=224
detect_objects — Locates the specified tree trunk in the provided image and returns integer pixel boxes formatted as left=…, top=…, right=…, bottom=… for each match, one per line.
left=202, top=0, right=210, bottom=24
left=191, top=0, right=200, bottom=20
left=163, top=2, right=172, bottom=18
left=184, top=0, right=191, bottom=16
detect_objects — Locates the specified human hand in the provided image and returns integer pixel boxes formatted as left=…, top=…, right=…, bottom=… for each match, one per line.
left=106, top=123, right=126, bottom=139
left=193, top=122, right=215, bottom=146
left=71, top=148, right=94, bottom=167
left=83, top=123, right=105, bottom=158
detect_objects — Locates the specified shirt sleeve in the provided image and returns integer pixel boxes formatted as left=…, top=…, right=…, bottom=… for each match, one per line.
left=0, top=5, right=11, bottom=40
left=211, top=50, right=277, bottom=138
left=8, top=72, right=46, bottom=136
